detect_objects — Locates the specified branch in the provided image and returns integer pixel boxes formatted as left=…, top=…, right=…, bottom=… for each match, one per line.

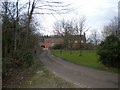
left=33, top=11, right=70, bottom=14
left=35, top=4, right=71, bottom=8
left=44, top=1, right=64, bottom=4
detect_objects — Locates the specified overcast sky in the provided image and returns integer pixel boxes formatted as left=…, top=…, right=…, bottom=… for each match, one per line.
left=37, top=0, right=118, bottom=36
left=0, top=0, right=118, bottom=36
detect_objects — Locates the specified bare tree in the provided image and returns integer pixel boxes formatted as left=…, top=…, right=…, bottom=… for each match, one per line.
left=53, top=19, right=75, bottom=49
left=33, top=0, right=72, bottom=14
left=2, top=1, right=13, bottom=57
left=22, top=0, right=71, bottom=49
left=53, top=16, right=89, bottom=55
left=90, top=29, right=100, bottom=49
left=75, top=16, right=89, bottom=56
left=102, top=16, right=118, bottom=39
left=14, top=0, right=19, bottom=52
left=1, top=0, right=72, bottom=80
left=1, top=0, right=71, bottom=54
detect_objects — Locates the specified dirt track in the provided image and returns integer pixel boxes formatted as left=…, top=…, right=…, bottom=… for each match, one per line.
left=39, top=50, right=119, bottom=88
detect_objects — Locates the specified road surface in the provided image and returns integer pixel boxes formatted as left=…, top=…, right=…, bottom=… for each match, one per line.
left=39, top=50, right=119, bottom=88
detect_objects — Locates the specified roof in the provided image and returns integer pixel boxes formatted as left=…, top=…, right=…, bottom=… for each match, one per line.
left=44, top=38, right=64, bottom=44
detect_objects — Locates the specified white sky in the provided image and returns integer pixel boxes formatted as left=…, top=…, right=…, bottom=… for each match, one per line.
left=36, top=0, right=118, bottom=36
left=1, top=0, right=118, bottom=36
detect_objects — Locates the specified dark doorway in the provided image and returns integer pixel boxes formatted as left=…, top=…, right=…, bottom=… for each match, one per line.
left=41, top=45, right=45, bottom=48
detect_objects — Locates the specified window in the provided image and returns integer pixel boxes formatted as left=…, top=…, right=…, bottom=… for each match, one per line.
left=75, top=40, right=78, bottom=43
left=81, top=40, right=83, bottom=43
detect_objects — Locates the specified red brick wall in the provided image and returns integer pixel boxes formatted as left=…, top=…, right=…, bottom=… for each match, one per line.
left=45, top=43, right=52, bottom=48
left=44, top=38, right=63, bottom=44
left=39, top=38, right=63, bottom=49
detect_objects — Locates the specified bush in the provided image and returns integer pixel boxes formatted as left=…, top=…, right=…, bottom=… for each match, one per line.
left=2, top=58, right=14, bottom=77
left=20, top=51, right=33, bottom=68
left=52, top=44, right=64, bottom=49
left=2, top=51, right=34, bottom=77
left=97, top=34, right=120, bottom=68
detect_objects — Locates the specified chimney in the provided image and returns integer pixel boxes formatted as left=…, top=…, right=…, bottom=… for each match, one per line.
left=84, top=32, right=86, bottom=37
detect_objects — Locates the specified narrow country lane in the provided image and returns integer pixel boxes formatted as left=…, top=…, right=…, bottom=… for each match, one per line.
left=39, top=50, right=119, bottom=88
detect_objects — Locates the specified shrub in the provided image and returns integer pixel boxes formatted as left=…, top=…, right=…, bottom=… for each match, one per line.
left=2, top=58, right=14, bottom=77
left=97, top=34, right=120, bottom=68
left=52, top=44, right=64, bottom=49
left=20, top=51, right=33, bottom=68
left=2, top=51, right=34, bottom=77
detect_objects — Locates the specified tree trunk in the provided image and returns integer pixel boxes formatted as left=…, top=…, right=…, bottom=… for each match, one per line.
left=14, top=0, right=19, bottom=52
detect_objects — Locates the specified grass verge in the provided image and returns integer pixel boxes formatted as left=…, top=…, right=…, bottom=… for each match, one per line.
left=17, top=55, right=80, bottom=88
left=17, top=66, right=80, bottom=88
left=2, top=54, right=42, bottom=88
left=52, top=49, right=120, bottom=73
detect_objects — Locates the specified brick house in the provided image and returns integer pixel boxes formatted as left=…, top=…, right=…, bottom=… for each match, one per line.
left=39, top=38, right=64, bottom=49
left=39, top=33, right=86, bottom=49
left=67, top=33, right=86, bottom=49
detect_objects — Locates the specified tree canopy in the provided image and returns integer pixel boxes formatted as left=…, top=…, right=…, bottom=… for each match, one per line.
left=97, top=34, right=120, bottom=68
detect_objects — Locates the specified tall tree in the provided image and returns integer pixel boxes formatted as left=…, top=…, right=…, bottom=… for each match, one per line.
left=1, top=0, right=71, bottom=67
left=102, top=17, right=118, bottom=39
left=90, top=29, right=100, bottom=47
left=53, top=19, right=75, bottom=49
left=75, top=16, right=89, bottom=56
left=23, top=0, right=71, bottom=49
left=14, top=0, right=19, bottom=52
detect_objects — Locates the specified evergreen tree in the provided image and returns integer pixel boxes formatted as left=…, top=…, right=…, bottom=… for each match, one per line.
left=97, top=34, right=120, bottom=68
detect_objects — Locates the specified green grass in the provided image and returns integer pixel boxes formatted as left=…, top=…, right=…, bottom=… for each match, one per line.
left=52, top=49, right=119, bottom=73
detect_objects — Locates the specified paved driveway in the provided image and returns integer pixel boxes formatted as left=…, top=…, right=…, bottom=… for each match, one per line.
left=39, top=50, right=119, bottom=88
